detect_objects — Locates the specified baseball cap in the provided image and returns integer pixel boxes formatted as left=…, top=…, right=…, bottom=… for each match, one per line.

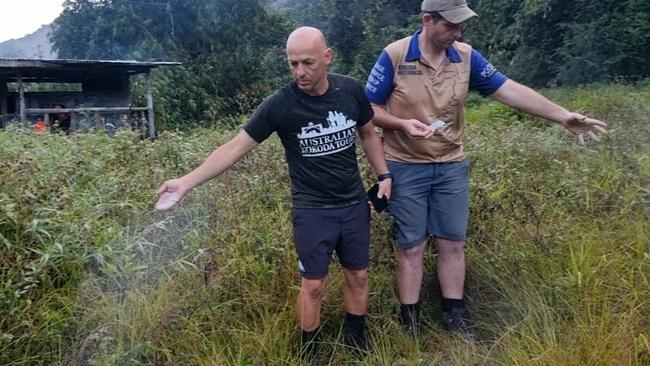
left=421, top=0, right=477, bottom=24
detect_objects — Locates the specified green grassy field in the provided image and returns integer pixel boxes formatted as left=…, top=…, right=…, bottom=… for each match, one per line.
left=1, top=81, right=648, bottom=365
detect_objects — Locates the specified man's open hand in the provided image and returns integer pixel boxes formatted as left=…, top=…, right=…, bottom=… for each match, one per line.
left=155, top=179, right=191, bottom=211
left=561, top=112, right=608, bottom=144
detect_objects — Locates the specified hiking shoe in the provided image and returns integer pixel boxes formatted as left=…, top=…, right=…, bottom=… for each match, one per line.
left=441, top=307, right=478, bottom=342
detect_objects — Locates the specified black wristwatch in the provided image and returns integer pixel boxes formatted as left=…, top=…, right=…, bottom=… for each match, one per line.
left=377, top=173, right=393, bottom=181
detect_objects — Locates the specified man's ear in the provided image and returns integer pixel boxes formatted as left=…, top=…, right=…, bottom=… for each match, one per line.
left=422, top=13, right=437, bottom=27
left=324, top=47, right=333, bottom=65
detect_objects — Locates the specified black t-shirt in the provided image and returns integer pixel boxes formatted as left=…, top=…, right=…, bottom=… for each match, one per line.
left=244, top=73, right=374, bottom=208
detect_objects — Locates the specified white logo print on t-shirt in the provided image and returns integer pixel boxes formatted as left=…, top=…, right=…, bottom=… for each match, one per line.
left=297, top=111, right=357, bottom=157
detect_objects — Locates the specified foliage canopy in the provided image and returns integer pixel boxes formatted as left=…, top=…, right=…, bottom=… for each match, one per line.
left=50, top=0, right=650, bottom=126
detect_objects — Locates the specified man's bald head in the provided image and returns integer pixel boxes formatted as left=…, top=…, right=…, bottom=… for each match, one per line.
left=286, top=26, right=328, bottom=52
left=286, top=27, right=333, bottom=96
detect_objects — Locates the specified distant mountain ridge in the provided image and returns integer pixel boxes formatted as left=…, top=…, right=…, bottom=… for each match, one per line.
left=0, top=24, right=56, bottom=59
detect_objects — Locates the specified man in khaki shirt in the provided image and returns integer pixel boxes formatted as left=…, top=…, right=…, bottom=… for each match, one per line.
left=366, top=0, right=607, bottom=340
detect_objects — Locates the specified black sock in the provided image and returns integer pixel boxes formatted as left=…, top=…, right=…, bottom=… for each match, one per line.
left=399, top=302, right=421, bottom=320
left=345, top=313, right=368, bottom=351
left=300, top=328, right=321, bottom=359
left=441, top=297, right=465, bottom=312
left=345, top=313, right=365, bottom=337
left=399, top=301, right=420, bottom=315
left=301, top=328, right=320, bottom=344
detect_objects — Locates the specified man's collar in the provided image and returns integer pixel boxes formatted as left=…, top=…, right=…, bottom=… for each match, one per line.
left=405, top=29, right=462, bottom=63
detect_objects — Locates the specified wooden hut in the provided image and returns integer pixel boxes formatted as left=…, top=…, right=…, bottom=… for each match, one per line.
left=0, top=59, right=180, bottom=138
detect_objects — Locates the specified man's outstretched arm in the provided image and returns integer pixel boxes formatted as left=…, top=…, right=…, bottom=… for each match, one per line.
left=155, top=130, right=259, bottom=210
left=490, top=80, right=608, bottom=142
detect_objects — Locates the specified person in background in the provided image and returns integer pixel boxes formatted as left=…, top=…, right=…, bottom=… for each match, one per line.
left=365, top=0, right=607, bottom=340
left=52, top=104, right=71, bottom=134
left=34, top=118, right=48, bottom=133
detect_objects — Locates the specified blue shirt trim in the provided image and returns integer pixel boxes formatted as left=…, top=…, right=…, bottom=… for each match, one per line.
left=469, top=49, right=508, bottom=96
left=365, top=50, right=394, bottom=104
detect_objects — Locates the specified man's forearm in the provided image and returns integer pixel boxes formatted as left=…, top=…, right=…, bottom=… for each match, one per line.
left=491, top=80, right=571, bottom=123
left=181, top=130, right=258, bottom=188
left=370, top=104, right=407, bottom=130
left=359, top=123, right=389, bottom=175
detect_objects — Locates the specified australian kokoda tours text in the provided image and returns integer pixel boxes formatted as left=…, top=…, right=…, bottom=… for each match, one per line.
left=298, top=111, right=358, bottom=157
left=299, top=126, right=356, bottom=156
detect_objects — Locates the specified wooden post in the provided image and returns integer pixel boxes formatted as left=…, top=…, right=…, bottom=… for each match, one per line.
left=94, top=112, right=102, bottom=131
left=18, top=74, right=26, bottom=123
left=145, top=72, right=155, bottom=139
left=70, top=112, right=77, bottom=132
left=140, top=112, right=147, bottom=136
left=0, top=80, right=6, bottom=128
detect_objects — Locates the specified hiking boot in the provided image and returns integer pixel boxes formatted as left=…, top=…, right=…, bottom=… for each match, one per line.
left=441, top=307, right=478, bottom=342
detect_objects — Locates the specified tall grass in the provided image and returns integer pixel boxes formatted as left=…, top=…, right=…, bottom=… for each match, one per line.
left=1, top=81, right=648, bottom=365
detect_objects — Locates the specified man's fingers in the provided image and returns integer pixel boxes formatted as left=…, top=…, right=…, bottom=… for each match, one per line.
left=591, top=125, right=608, bottom=135
left=155, top=191, right=181, bottom=211
left=586, top=130, right=600, bottom=142
left=156, top=184, right=168, bottom=195
left=378, top=185, right=391, bottom=200
left=408, top=119, right=435, bottom=139
left=412, top=120, right=430, bottom=129
left=576, top=129, right=605, bottom=145
left=411, top=125, right=433, bottom=138
left=584, top=117, right=608, bottom=129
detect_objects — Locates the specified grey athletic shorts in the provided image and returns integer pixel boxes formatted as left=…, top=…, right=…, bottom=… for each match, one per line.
left=387, top=160, right=471, bottom=248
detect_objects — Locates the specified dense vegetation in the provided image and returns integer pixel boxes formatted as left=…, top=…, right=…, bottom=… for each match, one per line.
left=1, top=82, right=648, bottom=365
left=51, top=0, right=650, bottom=129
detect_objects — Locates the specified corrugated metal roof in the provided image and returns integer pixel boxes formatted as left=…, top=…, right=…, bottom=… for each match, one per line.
left=0, top=58, right=180, bottom=66
left=0, top=58, right=181, bottom=83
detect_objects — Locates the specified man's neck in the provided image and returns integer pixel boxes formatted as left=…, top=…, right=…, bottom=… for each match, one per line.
left=418, top=35, right=446, bottom=69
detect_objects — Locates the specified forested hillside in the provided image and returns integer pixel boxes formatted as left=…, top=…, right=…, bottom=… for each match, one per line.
left=0, top=25, right=56, bottom=59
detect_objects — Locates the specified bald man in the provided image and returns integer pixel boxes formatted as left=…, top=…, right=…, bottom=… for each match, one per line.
left=155, top=27, right=391, bottom=358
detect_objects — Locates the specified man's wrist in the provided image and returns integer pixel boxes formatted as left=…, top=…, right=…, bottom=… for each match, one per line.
left=377, top=173, right=393, bottom=181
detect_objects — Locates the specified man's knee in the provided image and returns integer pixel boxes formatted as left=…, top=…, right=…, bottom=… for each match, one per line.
left=398, top=241, right=426, bottom=263
left=436, top=238, right=465, bottom=258
left=343, top=269, right=368, bottom=290
left=301, top=277, right=327, bottom=301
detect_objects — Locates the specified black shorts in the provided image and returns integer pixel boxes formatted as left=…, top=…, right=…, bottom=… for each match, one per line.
left=292, top=200, right=370, bottom=279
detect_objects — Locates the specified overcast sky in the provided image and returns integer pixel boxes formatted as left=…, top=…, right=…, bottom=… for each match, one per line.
left=0, top=0, right=64, bottom=43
